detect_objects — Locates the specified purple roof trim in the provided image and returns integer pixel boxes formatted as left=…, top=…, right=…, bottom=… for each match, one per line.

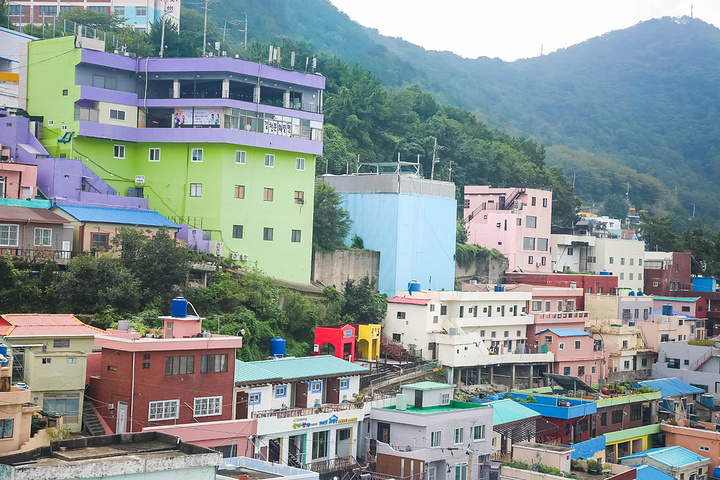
left=79, top=121, right=323, bottom=156
left=81, top=85, right=138, bottom=105
left=80, top=50, right=326, bottom=89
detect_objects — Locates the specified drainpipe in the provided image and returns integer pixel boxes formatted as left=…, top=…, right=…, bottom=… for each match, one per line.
left=130, top=351, right=136, bottom=432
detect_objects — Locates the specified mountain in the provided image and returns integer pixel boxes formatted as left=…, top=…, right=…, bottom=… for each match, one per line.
left=202, top=2, right=720, bottom=221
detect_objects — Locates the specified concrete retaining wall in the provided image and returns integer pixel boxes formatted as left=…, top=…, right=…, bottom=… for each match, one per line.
left=455, top=251, right=508, bottom=285
left=312, top=249, right=380, bottom=292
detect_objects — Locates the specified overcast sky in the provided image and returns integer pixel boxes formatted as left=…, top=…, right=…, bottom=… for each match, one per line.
left=328, top=0, right=720, bottom=61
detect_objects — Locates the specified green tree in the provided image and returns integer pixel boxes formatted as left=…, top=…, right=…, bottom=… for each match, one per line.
left=57, top=9, right=127, bottom=31
left=547, top=166, right=580, bottom=227
left=457, top=221, right=468, bottom=244
left=638, top=215, right=677, bottom=252
left=0, top=0, right=11, bottom=29
left=0, top=256, right=43, bottom=312
left=341, top=276, right=386, bottom=324
left=313, top=181, right=351, bottom=251
left=602, top=194, right=629, bottom=220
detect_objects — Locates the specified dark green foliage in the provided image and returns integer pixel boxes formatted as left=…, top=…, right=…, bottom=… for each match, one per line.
left=638, top=216, right=677, bottom=252
left=350, top=236, right=364, bottom=249
left=602, top=194, right=629, bottom=220
left=546, top=166, right=580, bottom=227
left=585, top=460, right=603, bottom=475
left=0, top=0, right=11, bottom=29
left=57, top=9, right=127, bottom=31
left=313, top=181, right=351, bottom=251
left=341, top=276, right=386, bottom=324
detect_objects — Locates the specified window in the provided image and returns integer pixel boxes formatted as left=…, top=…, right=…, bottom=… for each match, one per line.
left=114, top=6, right=125, bottom=15
left=232, top=225, right=244, bottom=239
left=600, top=412, right=607, bottom=426
left=91, top=233, right=109, bottom=251
left=165, top=355, right=194, bottom=375
left=531, top=300, right=542, bottom=311
left=142, top=363, right=150, bottom=369
left=34, top=228, right=52, bottom=247
left=0, top=225, right=19, bottom=247
left=430, top=304, right=435, bottom=312
left=265, top=154, right=275, bottom=167
left=609, top=257, right=614, bottom=264
left=397, top=312, right=406, bottom=319
left=148, top=399, right=179, bottom=421
left=428, top=466, right=436, bottom=480
left=149, top=148, right=160, bottom=162
left=430, top=430, right=442, bottom=447
left=275, top=386, right=287, bottom=397
left=68, top=358, right=77, bottom=364
left=455, top=464, right=468, bottom=480
left=234, top=185, right=245, bottom=199
left=567, top=247, right=574, bottom=256
left=109, top=109, right=126, bottom=121
left=43, top=394, right=80, bottom=423
left=235, top=150, right=246, bottom=164
left=296, top=157, right=305, bottom=171
left=263, top=227, right=274, bottom=241
left=392, top=333, right=402, bottom=342
left=473, top=425, right=486, bottom=440
left=641, top=358, right=648, bottom=367
left=113, top=144, right=125, bottom=158
left=620, top=273, right=624, bottom=280
left=537, top=238, right=548, bottom=251
left=107, top=365, right=117, bottom=372
left=294, top=191, right=305, bottom=204
left=194, top=396, right=222, bottom=417
left=528, top=256, right=534, bottom=265
left=526, top=216, right=537, bottom=228
left=454, top=427, right=464, bottom=444
left=574, top=340, right=581, bottom=350
left=136, top=6, right=147, bottom=16
left=143, top=354, right=151, bottom=360
left=622, top=340, right=628, bottom=349
left=441, top=393, right=451, bottom=405
left=38, top=5, right=57, bottom=15
left=190, top=183, right=202, bottom=197
left=700, top=446, right=710, bottom=452
left=563, top=366, right=570, bottom=375
left=523, top=237, right=535, bottom=250
left=559, top=343, right=565, bottom=350
left=263, top=188, right=274, bottom=201
left=53, top=339, right=70, bottom=348
left=545, top=335, right=553, bottom=344
left=63, top=89, right=68, bottom=96
left=543, top=198, right=548, bottom=207
left=339, top=379, right=349, bottom=390
left=591, top=365, right=596, bottom=374
left=504, top=331, right=509, bottom=338
left=682, top=306, right=691, bottom=312
left=8, top=5, right=24, bottom=15
left=612, top=409, right=623, bottom=424
left=629, top=273, right=634, bottom=280
left=440, top=306, right=447, bottom=315
left=312, top=431, right=329, bottom=459
left=42, top=358, right=52, bottom=364
left=491, top=331, right=497, bottom=338
left=630, top=404, right=641, bottom=421
left=531, top=197, right=537, bottom=206
left=88, top=6, right=106, bottom=12
left=545, top=301, right=551, bottom=311
left=620, top=258, right=625, bottom=265
left=578, top=365, right=585, bottom=376
left=201, top=354, right=228, bottom=373
left=191, top=148, right=203, bottom=162
left=248, top=393, right=261, bottom=405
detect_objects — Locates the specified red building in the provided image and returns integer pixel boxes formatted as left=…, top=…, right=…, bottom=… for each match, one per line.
left=313, top=324, right=355, bottom=361
left=504, top=272, right=618, bottom=309
left=643, top=252, right=692, bottom=296
left=88, top=314, right=242, bottom=434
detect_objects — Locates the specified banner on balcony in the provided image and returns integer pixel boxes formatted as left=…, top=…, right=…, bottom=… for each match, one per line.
left=263, top=118, right=292, bottom=137
left=174, top=108, right=221, bottom=127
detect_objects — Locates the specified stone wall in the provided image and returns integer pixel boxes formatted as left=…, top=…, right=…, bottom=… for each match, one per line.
left=312, top=249, right=381, bottom=292
left=455, top=251, right=509, bottom=285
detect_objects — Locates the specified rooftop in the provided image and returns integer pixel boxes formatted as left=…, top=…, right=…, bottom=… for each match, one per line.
left=620, top=446, right=709, bottom=468
left=94, top=333, right=242, bottom=352
left=402, top=381, right=453, bottom=391
left=0, top=314, right=105, bottom=337
left=0, top=205, right=69, bottom=224
left=635, top=465, right=675, bottom=480
left=388, top=297, right=432, bottom=305
left=477, top=399, right=540, bottom=426
left=536, top=328, right=590, bottom=337
left=235, top=355, right=368, bottom=384
left=56, top=204, right=177, bottom=228
left=383, top=400, right=483, bottom=415
left=635, top=378, right=704, bottom=398
left=653, top=297, right=702, bottom=303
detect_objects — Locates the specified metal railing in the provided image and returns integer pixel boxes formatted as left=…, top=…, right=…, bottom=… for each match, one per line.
left=252, top=402, right=363, bottom=419
left=0, top=247, right=73, bottom=261
left=367, top=361, right=442, bottom=389
left=302, top=456, right=358, bottom=474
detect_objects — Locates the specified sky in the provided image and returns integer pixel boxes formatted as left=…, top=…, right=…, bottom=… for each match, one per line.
left=328, top=0, right=720, bottom=61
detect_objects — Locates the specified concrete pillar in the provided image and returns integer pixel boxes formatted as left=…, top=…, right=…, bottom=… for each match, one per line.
left=222, top=78, right=230, bottom=99
left=529, top=364, right=534, bottom=389
left=447, top=367, right=454, bottom=384
left=253, top=85, right=260, bottom=103
left=173, top=79, right=180, bottom=99
left=283, top=91, right=291, bottom=108
left=511, top=364, right=516, bottom=389
left=477, top=366, right=482, bottom=385
left=489, top=365, right=494, bottom=384
left=305, top=433, right=313, bottom=465
left=281, top=435, right=289, bottom=464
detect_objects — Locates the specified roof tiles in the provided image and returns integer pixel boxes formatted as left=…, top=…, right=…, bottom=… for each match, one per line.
left=0, top=314, right=106, bottom=337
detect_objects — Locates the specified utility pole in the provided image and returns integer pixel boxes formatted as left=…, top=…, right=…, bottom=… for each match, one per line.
left=159, top=0, right=167, bottom=58
left=202, top=0, right=218, bottom=56
left=223, top=17, right=246, bottom=47
left=430, top=137, right=438, bottom=180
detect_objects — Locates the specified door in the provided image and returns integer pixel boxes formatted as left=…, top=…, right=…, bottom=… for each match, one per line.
left=294, top=382, right=308, bottom=408
left=269, top=438, right=281, bottom=463
left=235, top=392, right=248, bottom=419
left=336, top=427, right=352, bottom=457
left=326, top=377, right=339, bottom=404
left=377, top=422, right=390, bottom=443
left=116, top=401, right=127, bottom=433
left=0, top=177, right=5, bottom=198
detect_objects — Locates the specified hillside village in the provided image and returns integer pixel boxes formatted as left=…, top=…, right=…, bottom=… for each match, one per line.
left=2, top=4, right=720, bottom=480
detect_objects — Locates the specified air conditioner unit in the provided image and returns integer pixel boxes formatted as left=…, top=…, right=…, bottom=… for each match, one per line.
left=208, top=240, right=224, bottom=257
left=230, top=252, right=241, bottom=261
left=240, top=254, right=250, bottom=261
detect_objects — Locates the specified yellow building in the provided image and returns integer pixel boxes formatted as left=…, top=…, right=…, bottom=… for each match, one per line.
left=356, top=324, right=381, bottom=361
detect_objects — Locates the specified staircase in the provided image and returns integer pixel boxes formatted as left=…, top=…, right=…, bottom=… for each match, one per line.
left=689, top=348, right=714, bottom=371
left=380, top=333, right=408, bottom=361
left=82, top=397, right=106, bottom=436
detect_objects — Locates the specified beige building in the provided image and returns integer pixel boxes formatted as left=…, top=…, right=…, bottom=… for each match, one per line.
left=584, top=292, right=654, bottom=325
left=587, top=323, right=655, bottom=382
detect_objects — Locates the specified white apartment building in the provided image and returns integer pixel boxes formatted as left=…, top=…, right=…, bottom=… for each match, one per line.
left=385, top=290, right=554, bottom=389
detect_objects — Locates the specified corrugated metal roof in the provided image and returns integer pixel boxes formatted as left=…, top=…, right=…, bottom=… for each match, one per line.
left=635, top=378, right=705, bottom=398
left=535, top=328, right=590, bottom=337
left=654, top=297, right=701, bottom=302
left=387, top=297, right=431, bottom=305
left=635, top=465, right=675, bottom=480
left=56, top=205, right=177, bottom=228
left=402, top=382, right=453, bottom=391
left=0, top=206, right=69, bottom=223
left=235, top=355, right=368, bottom=384
left=621, top=446, right=709, bottom=467
left=483, top=398, right=540, bottom=426
left=0, top=314, right=106, bottom=337
left=652, top=310, right=696, bottom=319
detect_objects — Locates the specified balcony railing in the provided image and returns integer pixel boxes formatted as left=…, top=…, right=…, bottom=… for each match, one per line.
left=252, top=401, right=363, bottom=419
left=0, top=247, right=73, bottom=262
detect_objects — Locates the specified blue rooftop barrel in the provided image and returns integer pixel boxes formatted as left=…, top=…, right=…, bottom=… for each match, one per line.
left=408, top=281, right=421, bottom=294
left=662, top=304, right=673, bottom=316
left=600, top=270, right=611, bottom=275
left=0, top=344, right=7, bottom=358
left=171, top=297, right=188, bottom=318
left=494, top=284, right=505, bottom=292
left=270, top=337, right=286, bottom=358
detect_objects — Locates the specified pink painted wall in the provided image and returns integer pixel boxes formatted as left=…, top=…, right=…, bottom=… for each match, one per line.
left=144, top=418, right=256, bottom=455
left=638, top=315, right=701, bottom=352
left=537, top=330, right=607, bottom=384
left=525, top=287, right=587, bottom=342
left=464, top=186, right=552, bottom=273
left=0, top=162, right=37, bottom=199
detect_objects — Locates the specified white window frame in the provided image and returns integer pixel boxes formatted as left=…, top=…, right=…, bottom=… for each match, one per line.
left=149, top=148, right=161, bottom=162
left=34, top=227, right=52, bottom=247
left=275, top=385, right=287, bottom=397
left=296, top=157, right=305, bottom=171
left=148, top=399, right=179, bottom=421
left=0, top=225, right=19, bottom=247
left=236, top=150, right=247, bottom=164
left=190, top=183, right=202, bottom=197
left=454, top=427, right=464, bottom=444
left=441, top=393, right=451, bottom=405
left=430, top=430, right=442, bottom=447
left=428, top=466, right=436, bottom=480
left=193, top=396, right=222, bottom=417
left=136, top=5, right=147, bottom=16
left=559, top=343, right=565, bottom=350
left=455, top=463, right=468, bottom=480
left=109, top=109, right=126, bottom=121
left=113, top=144, right=125, bottom=159
left=191, top=148, right=203, bottom=162
left=574, top=340, right=581, bottom=350
left=265, top=154, right=275, bottom=167
left=473, top=424, right=485, bottom=441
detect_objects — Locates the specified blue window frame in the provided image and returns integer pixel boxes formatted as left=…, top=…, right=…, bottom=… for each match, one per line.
left=308, top=381, right=322, bottom=393
left=275, top=385, right=287, bottom=398
left=248, top=392, right=261, bottom=405
left=339, top=379, right=349, bottom=390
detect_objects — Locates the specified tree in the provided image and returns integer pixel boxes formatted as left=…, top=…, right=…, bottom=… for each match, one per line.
left=638, top=215, right=676, bottom=252
left=313, top=181, right=351, bottom=251
left=341, top=276, right=387, bottom=324
left=602, top=194, right=629, bottom=220
left=0, top=0, right=11, bottom=29
left=547, top=166, right=580, bottom=227
left=57, top=9, right=127, bottom=31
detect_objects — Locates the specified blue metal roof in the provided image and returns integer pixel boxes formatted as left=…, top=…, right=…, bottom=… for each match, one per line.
left=535, top=328, right=590, bottom=337
left=635, top=465, right=675, bottom=480
left=635, top=378, right=705, bottom=398
left=57, top=204, right=177, bottom=228
left=480, top=399, right=540, bottom=426
left=620, top=446, right=709, bottom=468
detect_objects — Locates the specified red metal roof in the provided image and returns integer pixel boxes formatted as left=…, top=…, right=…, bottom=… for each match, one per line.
left=387, top=297, right=431, bottom=305
left=0, top=206, right=69, bottom=224
left=0, top=314, right=106, bottom=337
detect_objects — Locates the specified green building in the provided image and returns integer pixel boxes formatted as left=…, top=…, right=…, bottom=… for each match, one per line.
left=23, top=36, right=324, bottom=282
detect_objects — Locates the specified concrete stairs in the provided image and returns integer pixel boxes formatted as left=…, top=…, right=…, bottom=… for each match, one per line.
left=82, top=397, right=106, bottom=436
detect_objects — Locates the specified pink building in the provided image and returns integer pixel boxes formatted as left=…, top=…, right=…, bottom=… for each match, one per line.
left=536, top=328, right=607, bottom=385
left=0, top=162, right=38, bottom=200
left=463, top=186, right=552, bottom=273
left=521, top=286, right=590, bottom=343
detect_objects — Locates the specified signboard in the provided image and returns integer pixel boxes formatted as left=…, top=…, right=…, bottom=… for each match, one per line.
left=164, top=0, right=181, bottom=31
left=292, top=414, right=358, bottom=430
left=174, top=108, right=221, bottom=127
left=135, top=175, right=145, bottom=184
left=263, top=119, right=292, bottom=137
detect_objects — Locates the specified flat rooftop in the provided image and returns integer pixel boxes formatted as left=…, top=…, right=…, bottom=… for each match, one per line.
left=218, top=466, right=281, bottom=480
left=383, top=400, right=484, bottom=414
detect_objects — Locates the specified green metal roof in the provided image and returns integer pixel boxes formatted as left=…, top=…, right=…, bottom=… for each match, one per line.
left=401, top=381, right=454, bottom=391
left=653, top=296, right=701, bottom=302
left=483, top=399, right=540, bottom=426
left=384, top=400, right=483, bottom=414
left=235, top=355, right=368, bottom=384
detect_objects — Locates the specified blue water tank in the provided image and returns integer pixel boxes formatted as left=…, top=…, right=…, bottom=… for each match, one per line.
left=662, top=304, right=673, bottom=316
left=599, top=271, right=611, bottom=276
left=713, top=467, right=720, bottom=480
left=628, top=291, right=635, bottom=296
left=494, top=284, right=505, bottom=292
left=637, top=291, right=644, bottom=296
left=701, top=394, right=715, bottom=409
left=171, top=297, right=188, bottom=318
left=408, top=281, right=421, bottom=294
left=270, top=337, right=286, bottom=358
left=0, top=344, right=8, bottom=358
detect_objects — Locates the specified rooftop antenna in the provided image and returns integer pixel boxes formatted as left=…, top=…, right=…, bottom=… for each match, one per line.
left=540, top=44, right=543, bottom=56
left=691, top=3, right=694, bottom=18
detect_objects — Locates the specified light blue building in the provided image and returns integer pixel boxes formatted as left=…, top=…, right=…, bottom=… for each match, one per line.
left=321, top=174, right=457, bottom=296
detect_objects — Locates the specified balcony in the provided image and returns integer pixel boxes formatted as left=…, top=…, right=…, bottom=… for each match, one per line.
left=0, top=247, right=73, bottom=264
left=454, top=314, right=534, bottom=328
left=534, top=311, right=590, bottom=324
left=251, top=401, right=364, bottom=419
